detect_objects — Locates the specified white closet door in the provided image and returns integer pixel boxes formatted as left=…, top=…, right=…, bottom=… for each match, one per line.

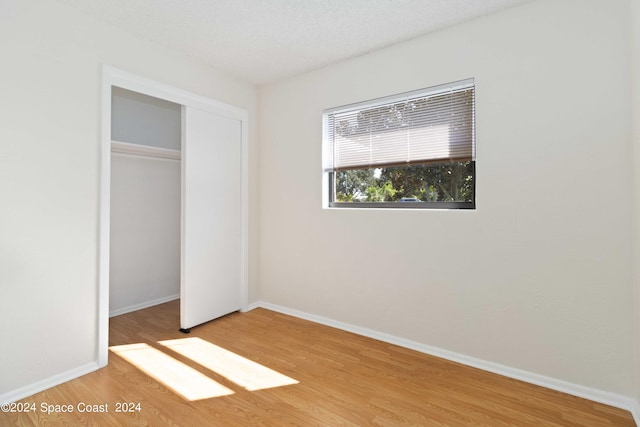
left=180, top=106, right=241, bottom=330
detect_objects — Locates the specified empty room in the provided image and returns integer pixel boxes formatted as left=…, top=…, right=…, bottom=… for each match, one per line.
left=2, top=0, right=640, bottom=425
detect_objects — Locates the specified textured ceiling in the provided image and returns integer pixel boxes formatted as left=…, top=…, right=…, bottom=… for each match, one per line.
left=56, top=0, right=533, bottom=85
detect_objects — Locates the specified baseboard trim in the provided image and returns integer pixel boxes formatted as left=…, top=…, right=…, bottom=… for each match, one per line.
left=0, top=362, right=99, bottom=405
left=245, top=301, right=262, bottom=312
left=631, top=402, right=640, bottom=426
left=250, top=300, right=639, bottom=422
left=109, top=294, right=180, bottom=318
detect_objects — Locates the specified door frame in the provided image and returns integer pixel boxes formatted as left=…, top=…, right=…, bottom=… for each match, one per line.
left=98, top=65, right=249, bottom=367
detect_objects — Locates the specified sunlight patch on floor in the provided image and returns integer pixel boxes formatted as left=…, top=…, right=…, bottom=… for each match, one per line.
left=109, top=343, right=234, bottom=401
left=159, top=337, right=299, bottom=391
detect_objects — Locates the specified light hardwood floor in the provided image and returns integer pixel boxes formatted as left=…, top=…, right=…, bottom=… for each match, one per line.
left=1, top=300, right=635, bottom=426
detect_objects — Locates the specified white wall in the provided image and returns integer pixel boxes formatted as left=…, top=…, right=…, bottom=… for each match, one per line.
left=111, top=87, right=181, bottom=150
left=110, top=153, right=180, bottom=315
left=259, top=0, right=635, bottom=398
left=0, top=0, right=257, bottom=397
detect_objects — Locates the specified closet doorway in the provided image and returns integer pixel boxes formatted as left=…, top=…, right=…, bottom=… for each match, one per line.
left=98, top=66, right=249, bottom=367
left=109, top=87, right=182, bottom=318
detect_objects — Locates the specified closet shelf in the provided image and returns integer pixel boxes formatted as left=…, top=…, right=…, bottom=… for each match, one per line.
left=111, top=140, right=181, bottom=160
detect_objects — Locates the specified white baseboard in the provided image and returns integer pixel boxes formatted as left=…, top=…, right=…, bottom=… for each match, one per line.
left=632, top=402, right=640, bottom=426
left=109, top=294, right=180, bottom=317
left=0, top=362, right=99, bottom=405
left=245, top=301, right=262, bottom=311
left=250, top=300, right=640, bottom=422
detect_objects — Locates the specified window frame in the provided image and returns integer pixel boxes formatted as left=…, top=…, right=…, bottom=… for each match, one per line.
left=323, top=79, right=476, bottom=210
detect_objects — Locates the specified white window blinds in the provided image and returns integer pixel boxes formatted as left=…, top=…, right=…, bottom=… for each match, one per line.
left=324, top=79, right=475, bottom=172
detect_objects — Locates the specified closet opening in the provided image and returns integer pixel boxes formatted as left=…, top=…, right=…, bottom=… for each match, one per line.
left=109, top=87, right=182, bottom=318
left=99, top=66, right=249, bottom=368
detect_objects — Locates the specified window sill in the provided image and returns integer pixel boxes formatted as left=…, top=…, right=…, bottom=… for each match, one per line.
left=328, top=202, right=475, bottom=210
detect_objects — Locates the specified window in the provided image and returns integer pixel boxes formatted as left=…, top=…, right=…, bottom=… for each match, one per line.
left=323, top=79, right=475, bottom=209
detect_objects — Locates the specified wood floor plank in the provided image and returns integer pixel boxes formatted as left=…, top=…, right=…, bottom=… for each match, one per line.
left=1, top=300, right=635, bottom=426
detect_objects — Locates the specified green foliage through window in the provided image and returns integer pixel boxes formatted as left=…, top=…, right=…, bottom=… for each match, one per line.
left=334, top=161, right=474, bottom=203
